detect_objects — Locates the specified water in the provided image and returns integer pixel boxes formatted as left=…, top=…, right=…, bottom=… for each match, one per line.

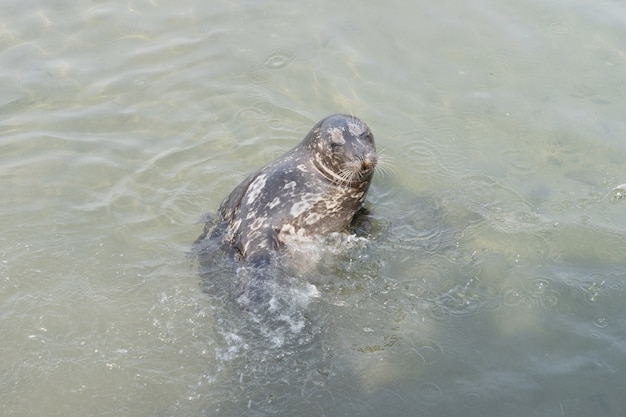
left=1, top=0, right=626, bottom=415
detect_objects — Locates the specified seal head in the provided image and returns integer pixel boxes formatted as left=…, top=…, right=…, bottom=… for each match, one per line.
left=305, top=114, right=377, bottom=189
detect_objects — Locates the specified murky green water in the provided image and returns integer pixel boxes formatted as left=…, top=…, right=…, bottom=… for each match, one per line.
left=2, top=0, right=626, bottom=415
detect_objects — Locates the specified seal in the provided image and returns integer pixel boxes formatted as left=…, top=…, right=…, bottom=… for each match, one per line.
left=195, top=114, right=377, bottom=307
left=198, top=114, right=377, bottom=266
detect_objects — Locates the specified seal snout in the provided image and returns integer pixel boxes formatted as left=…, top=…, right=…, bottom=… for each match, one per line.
left=360, top=152, right=377, bottom=173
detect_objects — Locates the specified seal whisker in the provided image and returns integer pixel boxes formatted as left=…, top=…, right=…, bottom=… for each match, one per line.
left=336, top=168, right=356, bottom=187
left=373, top=150, right=394, bottom=177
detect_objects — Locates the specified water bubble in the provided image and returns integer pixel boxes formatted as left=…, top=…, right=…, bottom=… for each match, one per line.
left=583, top=279, right=605, bottom=304
left=527, top=278, right=550, bottom=296
left=610, top=184, right=626, bottom=202
left=501, top=285, right=523, bottom=307
left=264, top=49, right=296, bottom=71
left=592, top=313, right=611, bottom=328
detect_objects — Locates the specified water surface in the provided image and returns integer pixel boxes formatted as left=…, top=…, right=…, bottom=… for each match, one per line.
left=1, top=0, right=626, bottom=416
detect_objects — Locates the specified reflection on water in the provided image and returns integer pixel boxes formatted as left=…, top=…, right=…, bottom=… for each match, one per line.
left=1, top=0, right=626, bottom=415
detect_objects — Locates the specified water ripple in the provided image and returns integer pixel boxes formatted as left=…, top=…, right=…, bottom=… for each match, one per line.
left=500, top=148, right=538, bottom=176
left=462, top=391, right=483, bottom=408
left=417, top=382, right=442, bottom=405
left=412, top=339, right=443, bottom=364
left=263, top=48, right=296, bottom=71
left=247, top=69, right=273, bottom=84
left=592, top=313, right=611, bottom=329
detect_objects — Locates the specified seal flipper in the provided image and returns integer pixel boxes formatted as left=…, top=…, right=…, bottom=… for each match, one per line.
left=233, top=266, right=271, bottom=310
left=235, top=228, right=282, bottom=308
left=349, top=206, right=373, bottom=237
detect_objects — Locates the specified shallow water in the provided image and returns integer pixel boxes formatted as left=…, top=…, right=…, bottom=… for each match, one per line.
left=2, top=0, right=626, bottom=415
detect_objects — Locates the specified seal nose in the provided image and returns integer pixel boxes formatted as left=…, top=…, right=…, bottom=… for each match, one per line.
left=362, top=153, right=377, bottom=171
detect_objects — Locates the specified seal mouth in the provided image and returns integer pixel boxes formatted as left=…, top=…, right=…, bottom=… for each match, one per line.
left=316, top=153, right=377, bottom=187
